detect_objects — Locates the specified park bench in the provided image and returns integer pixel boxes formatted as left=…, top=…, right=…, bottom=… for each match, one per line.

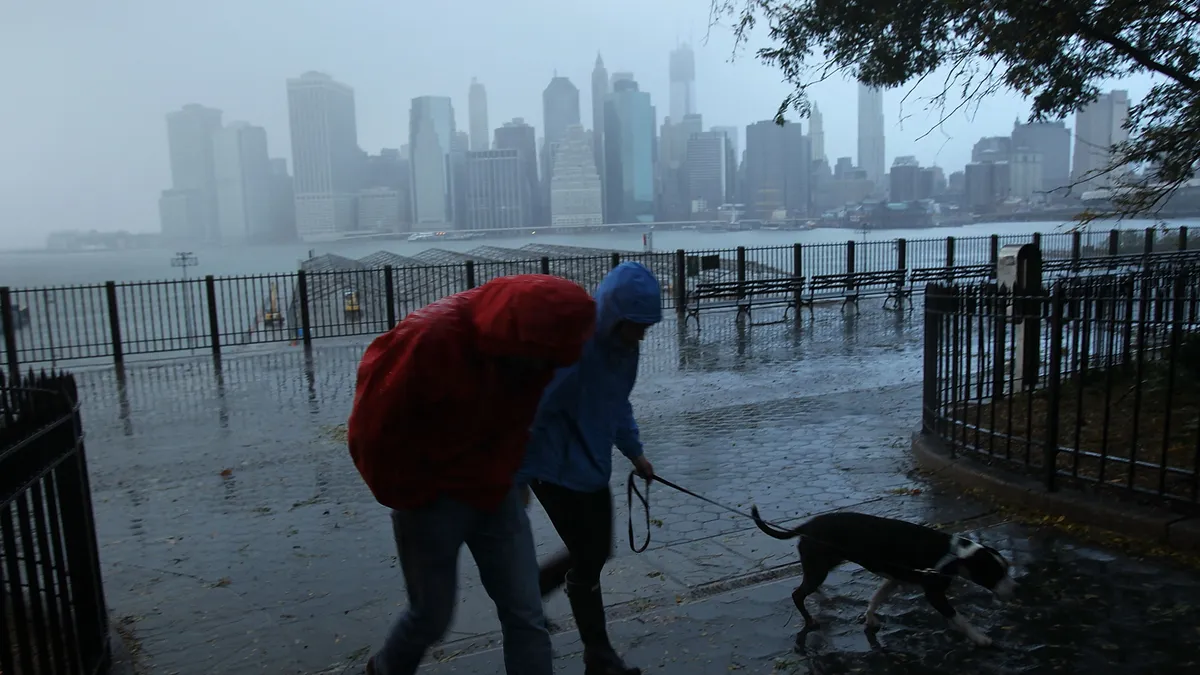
left=684, top=276, right=805, bottom=329
left=803, top=269, right=908, bottom=312
left=902, top=264, right=995, bottom=309
left=1044, top=249, right=1200, bottom=278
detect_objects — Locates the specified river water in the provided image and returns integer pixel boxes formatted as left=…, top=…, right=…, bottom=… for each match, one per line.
left=2, top=220, right=1171, bottom=288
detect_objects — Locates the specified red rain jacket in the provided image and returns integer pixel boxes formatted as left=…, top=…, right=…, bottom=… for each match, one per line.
left=347, top=274, right=596, bottom=512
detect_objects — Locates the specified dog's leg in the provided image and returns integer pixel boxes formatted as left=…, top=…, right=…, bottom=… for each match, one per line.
left=922, top=586, right=992, bottom=647
left=864, top=579, right=898, bottom=630
left=792, top=556, right=830, bottom=634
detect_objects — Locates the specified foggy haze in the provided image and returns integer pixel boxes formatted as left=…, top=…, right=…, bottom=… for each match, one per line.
left=0, top=0, right=1155, bottom=250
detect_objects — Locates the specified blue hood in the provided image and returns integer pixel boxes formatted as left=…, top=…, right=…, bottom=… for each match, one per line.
left=518, top=262, right=662, bottom=492
left=594, top=261, right=663, bottom=337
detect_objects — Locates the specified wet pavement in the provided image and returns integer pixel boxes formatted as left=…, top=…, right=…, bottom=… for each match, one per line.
left=67, top=305, right=1200, bottom=674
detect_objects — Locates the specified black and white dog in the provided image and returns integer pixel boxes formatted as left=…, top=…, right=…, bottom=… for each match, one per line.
left=750, top=508, right=1016, bottom=647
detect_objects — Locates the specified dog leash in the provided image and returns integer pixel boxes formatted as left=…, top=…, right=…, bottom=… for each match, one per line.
left=626, top=470, right=800, bottom=553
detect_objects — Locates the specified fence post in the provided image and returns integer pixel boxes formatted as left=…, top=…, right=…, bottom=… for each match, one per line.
left=204, top=275, right=220, bottom=358
left=674, top=249, right=687, bottom=314
left=540, top=256, right=551, bottom=275
left=1071, top=231, right=1082, bottom=264
left=1180, top=226, right=1189, bottom=251
left=1143, top=226, right=1156, bottom=255
left=1031, top=232, right=1041, bottom=253
left=0, top=286, right=18, bottom=380
left=990, top=234, right=1000, bottom=268
left=945, top=236, right=955, bottom=270
left=921, top=283, right=942, bottom=434
left=611, top=252, right=621, bottom=269
left=896, top=238, right=907, bottom=271
left=104, top=282, right=124, bottom=368
left=465, top=260, right=477, bottom=289
left=736, top=246, right=747, bottom=299
left=1108, top=229, right=1119, bottom=256
left=384, top=265, right=396, bottom=327
left=845, top=240, right=856, bottom=292
left=297, top=270, right=312, bottom=348
left=1043, top=284, right=1066, bottom=492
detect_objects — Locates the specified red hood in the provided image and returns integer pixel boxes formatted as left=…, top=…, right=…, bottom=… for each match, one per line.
left=467, top=274, right=596, bottom=367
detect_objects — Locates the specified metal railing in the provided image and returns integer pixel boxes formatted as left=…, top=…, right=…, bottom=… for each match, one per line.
left=1, top=371, right=111, bottom=675
left=922, top=260, right=1200, bottom=509
left=1, top=227, right=1194, bottom=371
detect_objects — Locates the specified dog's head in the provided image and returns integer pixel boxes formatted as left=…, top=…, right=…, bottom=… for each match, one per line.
left=943, top=537, right=1016, bottom=599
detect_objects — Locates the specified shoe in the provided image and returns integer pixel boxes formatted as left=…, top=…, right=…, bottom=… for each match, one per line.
left=565, top=575, right=640, bottom=675
left=584, top=646, right=641, bottom=675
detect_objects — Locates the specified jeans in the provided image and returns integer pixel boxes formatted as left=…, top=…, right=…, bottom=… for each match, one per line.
left=373, top=487, right=552, bottom=675
left=529, top=480, right=614, bottom=594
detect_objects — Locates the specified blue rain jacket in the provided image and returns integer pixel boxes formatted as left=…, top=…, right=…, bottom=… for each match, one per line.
left=518, top=262, right=663, bottom=492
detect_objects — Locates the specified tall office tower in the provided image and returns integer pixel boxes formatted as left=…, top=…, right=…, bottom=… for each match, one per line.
left=591, top=53, right=610, bottom=220
left=541, top=75, right=581, bottom=224
left=743, top=120, right=811, bottom=219
left=669, top=43, right=697, bottom=122
left=551, top=125, right=604, bottom=226
left=160, top=104, right=223, bottom=242
left=468, top=78, right=489, bottom=152
left=658, top=113, right=702, bottom=220
left=809, top=103, right=826, bottom=165
left=212, top=122, right=274, bottom=244
left=685, top=131, right=729, bottom=213
left=1073, top=90, right=1130, bottom=189
left=604, top=78, right=656, bottom=223
left=408, top=96, right=457, bottom=226
left=494, top=118, right=540, bottom=226
left=464, top=149, right=528, bottom=230
left=857, top=84, right=886, bottom=189
left=710, top=125, right=739, bottom=205
left=1011, top=119, right=1071, bottom=196
left=286, top=72, right=361, bottom=240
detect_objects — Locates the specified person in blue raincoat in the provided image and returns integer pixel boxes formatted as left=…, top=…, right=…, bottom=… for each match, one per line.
left=519, top=261, right=661, bottom=675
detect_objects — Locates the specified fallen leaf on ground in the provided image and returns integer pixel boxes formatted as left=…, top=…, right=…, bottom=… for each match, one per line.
left=219, top=468, right=233, bottom=478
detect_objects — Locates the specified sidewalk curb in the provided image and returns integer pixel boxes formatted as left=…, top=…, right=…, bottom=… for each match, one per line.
left=910, top=430, right=1200, bottom=554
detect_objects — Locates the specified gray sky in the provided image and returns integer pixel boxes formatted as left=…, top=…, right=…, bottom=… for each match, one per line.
left=0, top=0, right=1154, bottom=250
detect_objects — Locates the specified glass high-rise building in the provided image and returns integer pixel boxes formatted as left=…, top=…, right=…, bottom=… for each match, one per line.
left=604, top=78, right=656, bottom=223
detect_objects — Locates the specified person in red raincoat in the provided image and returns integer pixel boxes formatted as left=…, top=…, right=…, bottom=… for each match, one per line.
left=348, top=274, right=597, bottom=675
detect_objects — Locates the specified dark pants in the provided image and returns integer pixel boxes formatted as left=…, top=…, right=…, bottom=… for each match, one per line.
left=530, top=480, right=614, bottom=595
left=373, top=487, right=551, bottom=675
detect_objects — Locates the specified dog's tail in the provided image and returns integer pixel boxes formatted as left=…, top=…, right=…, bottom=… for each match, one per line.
left=750, top=505, right=805, bottom=540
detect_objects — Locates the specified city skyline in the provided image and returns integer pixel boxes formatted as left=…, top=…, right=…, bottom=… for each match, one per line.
left=1, top=0, right=1163, bottom=248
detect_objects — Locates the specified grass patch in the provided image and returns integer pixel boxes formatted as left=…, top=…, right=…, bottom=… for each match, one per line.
left=952, top=360, right=1200, bottom=500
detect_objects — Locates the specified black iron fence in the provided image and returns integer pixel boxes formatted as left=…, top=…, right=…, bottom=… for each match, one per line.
left=1, top=227, right=1194, bottom=371
left=1, top=371, right=111, bottom=675
left=922, top=260, right=1200, bottom=509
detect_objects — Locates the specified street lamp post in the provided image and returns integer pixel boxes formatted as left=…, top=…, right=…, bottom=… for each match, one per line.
left=171, top=252, right=199, bottom=350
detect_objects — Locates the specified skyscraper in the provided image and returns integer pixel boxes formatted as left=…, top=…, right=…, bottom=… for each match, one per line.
left=604, top=78, right=656, bottom=223
left=857, top=84, right=886, bottom=189
left=286, top=72, right=360, bottom=240
left=669, top=44, right=697, bottom=122
left=551, top=125, right=603, bottom=226
left=591, top=54, right=610, bottom=219
left=1073, top=90, right=1130, bottom=189
left=494, top=118, right=539, bottom=226
left=408, top=96, right=457, bottom=226
left=212, top=122, right=274, bottom=243
left=161, top=104, right=223, bottom=242
left=1011, top=119, right=1071, bottom=195
left=744, top=120, right=811, bottom=219
left=542, top=76, right=581, bottom=224
left=809, top=103, right=826, bottom=165
left=686, top=131, right=729, bottom=212
left=468, top=78, right=489, bottom=152
left=464, top=149, right=528, bottom=229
